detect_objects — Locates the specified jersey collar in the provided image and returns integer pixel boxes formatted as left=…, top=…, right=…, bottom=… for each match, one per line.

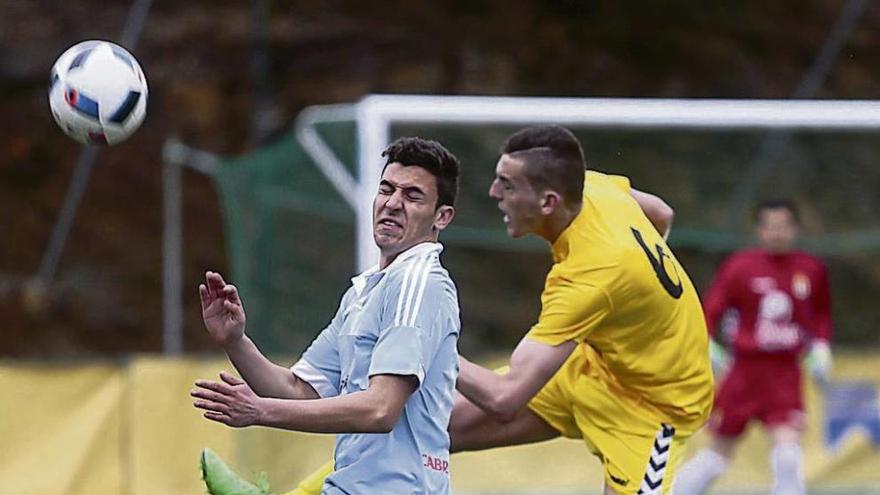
left=550, top=208, right=588, bottom=264
left=351, top=242, right=443, bottom=295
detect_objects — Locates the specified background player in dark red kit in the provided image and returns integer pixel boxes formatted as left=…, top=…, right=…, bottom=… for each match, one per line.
left=676, top=199, right=833, bottom=495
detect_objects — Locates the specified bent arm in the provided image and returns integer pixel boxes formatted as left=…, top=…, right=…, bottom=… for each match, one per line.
left=702, top=258, right=735, bottom=339
left=456, top=339, right=577, bottom=422
left=631, top=188, right=674, bottom=239
left=813, top=263, right=833, bottom=342
left=259, top=374, right=418, bottom=433
left=225, top=336, right=319, bottom=400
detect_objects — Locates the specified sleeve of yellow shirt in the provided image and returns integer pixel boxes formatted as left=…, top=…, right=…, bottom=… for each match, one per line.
left=526, top=275, right=612, bottom=346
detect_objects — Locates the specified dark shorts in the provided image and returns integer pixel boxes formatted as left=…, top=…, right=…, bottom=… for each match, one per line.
left=710, top=355, right=805, bottom=437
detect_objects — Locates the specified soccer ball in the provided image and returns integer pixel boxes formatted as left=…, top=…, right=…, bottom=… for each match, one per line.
left=48, top=40, right=147, bottom=146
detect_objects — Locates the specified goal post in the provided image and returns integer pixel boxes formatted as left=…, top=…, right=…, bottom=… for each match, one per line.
left=298, top=95, right=880, bottom=272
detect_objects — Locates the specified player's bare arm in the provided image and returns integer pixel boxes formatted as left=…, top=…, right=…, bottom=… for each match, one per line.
left=457, top=338, right=577, bottom=422
left=222, top=335, right=320, bottom=400
left=631, top=188, right=674, bottom=239
left=192, top=372, right=417, bottom=433
left=200, top=270, right=319, bottom=400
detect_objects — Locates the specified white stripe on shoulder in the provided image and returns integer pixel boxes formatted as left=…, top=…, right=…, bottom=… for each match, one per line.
left=407, top=253, right=438, bottom=326
left=394, top=255, right=419, bottom=327
left=400, top=254, right=431, bottom=327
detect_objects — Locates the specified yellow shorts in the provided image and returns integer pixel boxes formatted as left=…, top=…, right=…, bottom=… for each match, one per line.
left=528, top=345, right=689, bottom=495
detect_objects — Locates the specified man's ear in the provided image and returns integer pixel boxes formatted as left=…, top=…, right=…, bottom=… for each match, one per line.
left=540, top=191, right=561, bottom=215
left=433, top=205, right=455, bottom=231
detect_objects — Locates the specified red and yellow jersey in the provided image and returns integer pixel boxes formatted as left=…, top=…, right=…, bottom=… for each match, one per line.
left=526, top=171, right=713, bottom=433
left=703, top=248, right=832, bottom=359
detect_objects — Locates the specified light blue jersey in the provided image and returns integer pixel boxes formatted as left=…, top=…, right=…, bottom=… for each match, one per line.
left=291, top=242, right=460, bottom=495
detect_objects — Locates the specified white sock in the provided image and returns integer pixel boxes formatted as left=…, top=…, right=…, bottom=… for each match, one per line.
left=673, top=448, right=728, bottom=495
left=770, top=442, right=805, bottom=495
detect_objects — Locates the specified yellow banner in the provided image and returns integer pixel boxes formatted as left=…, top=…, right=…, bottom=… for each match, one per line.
left=0, top=363, right=122, bottom=495
left=1, top=354, right=879, bottom=494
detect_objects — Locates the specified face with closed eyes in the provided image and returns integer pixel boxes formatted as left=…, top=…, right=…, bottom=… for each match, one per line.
left=373, top=162, right=454, bottom=267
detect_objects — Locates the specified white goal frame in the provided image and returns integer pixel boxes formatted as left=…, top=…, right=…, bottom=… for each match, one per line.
left=295, top=95, right=880, bottom=272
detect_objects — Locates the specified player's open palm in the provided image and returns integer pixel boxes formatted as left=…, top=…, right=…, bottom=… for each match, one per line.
left=199, top=271, right=246, bottom=347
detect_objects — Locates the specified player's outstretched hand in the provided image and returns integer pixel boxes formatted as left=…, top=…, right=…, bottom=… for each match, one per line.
left=709, top=339, right=731, bottom=380
left=806, top=340, right=833, bottom=388
left=199, top=271, right=246, bottom=348
left=192, top=371, right=264, bottom=428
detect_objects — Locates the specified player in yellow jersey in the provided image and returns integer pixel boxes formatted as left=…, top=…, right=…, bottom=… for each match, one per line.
left=451, top=125, right=713, bottom=495
left=203, top=126, right=713, bottom=495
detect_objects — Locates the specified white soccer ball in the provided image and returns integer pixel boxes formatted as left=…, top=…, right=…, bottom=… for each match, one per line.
left=48, top=40, right=147, bottom=146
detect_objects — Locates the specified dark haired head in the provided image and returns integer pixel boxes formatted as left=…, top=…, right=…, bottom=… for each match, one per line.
left=382, top=137, right=460, bottom=208
left=754, top=199, right=800, bottom=225
left=499, top=126, right=586, bottom=206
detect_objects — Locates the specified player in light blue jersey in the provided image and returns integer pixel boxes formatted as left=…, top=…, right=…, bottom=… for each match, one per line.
left=193, top=137, right=461, bottom=495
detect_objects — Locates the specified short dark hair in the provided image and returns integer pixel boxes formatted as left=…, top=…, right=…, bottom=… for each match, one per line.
left=500, top=125, right=586, bottom=206
left=755, top=199, right=800, bottom=224
left=382, top=137, right=460, bottom=208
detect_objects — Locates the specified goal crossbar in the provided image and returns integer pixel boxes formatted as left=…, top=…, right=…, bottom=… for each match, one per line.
left=296, top=95, right=880, bottom=270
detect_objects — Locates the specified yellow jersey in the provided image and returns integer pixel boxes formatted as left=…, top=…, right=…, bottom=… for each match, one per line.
left=526, top=171, right=713, bottom=433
